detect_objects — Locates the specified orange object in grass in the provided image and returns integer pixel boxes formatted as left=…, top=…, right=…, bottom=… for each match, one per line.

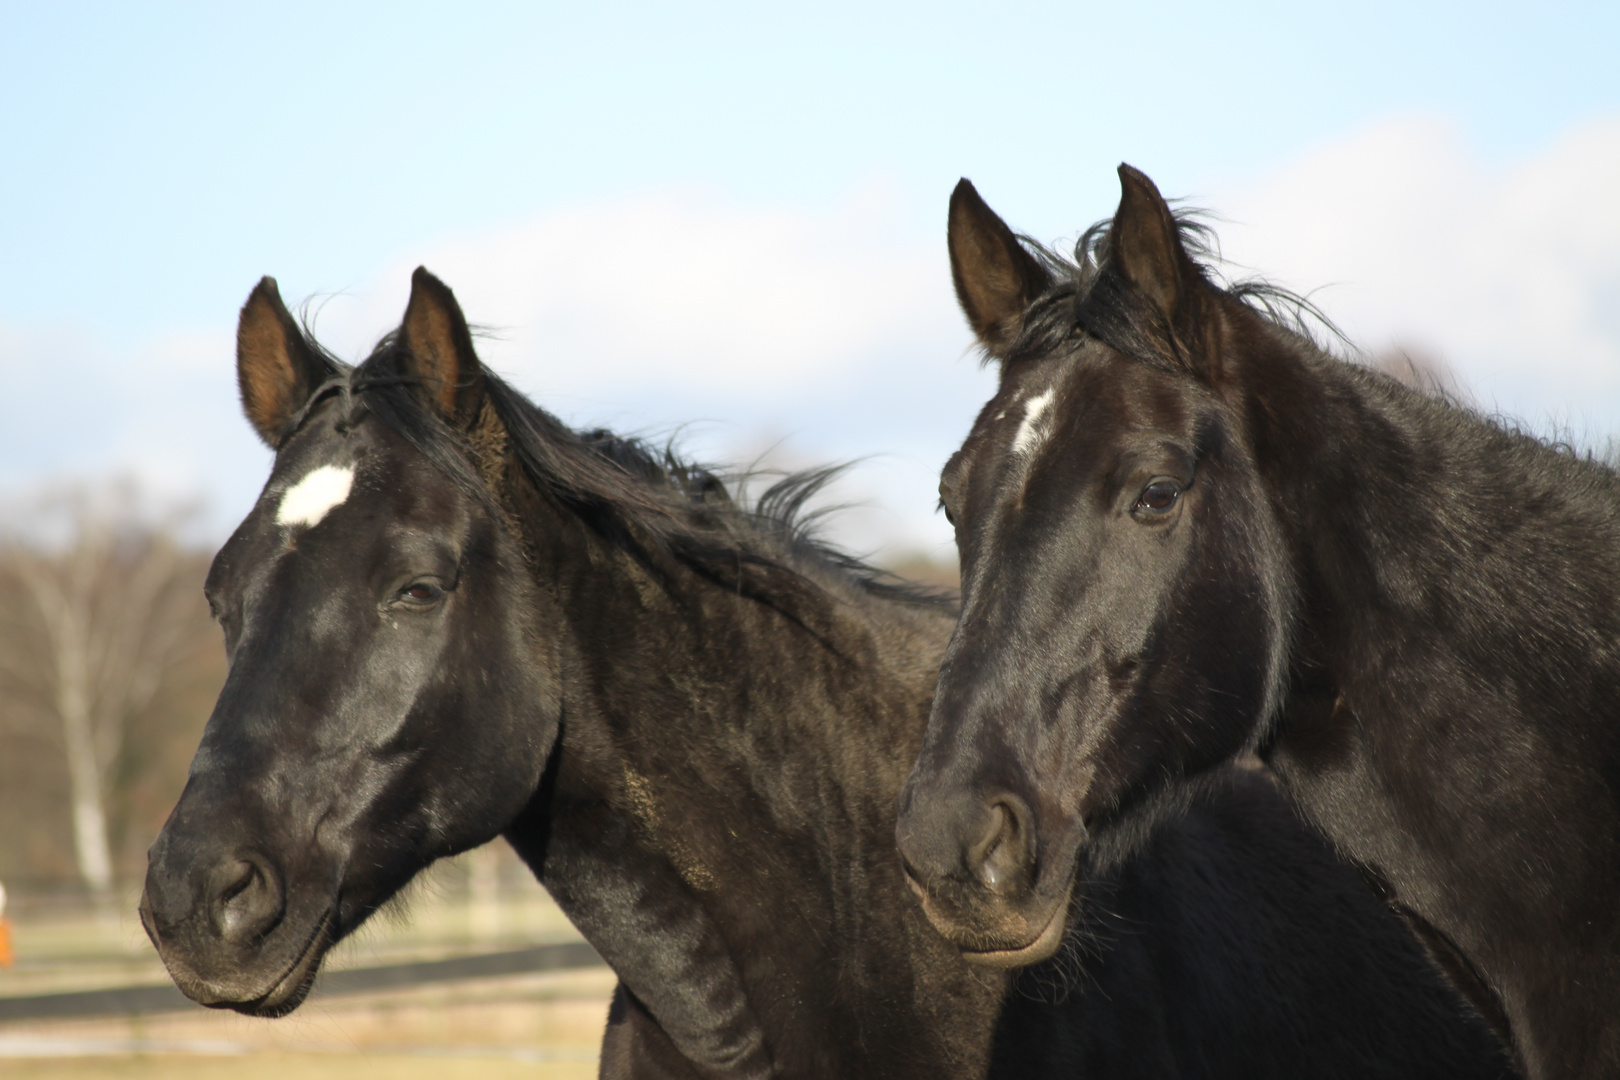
left=0, top=880, right=11, bottom=968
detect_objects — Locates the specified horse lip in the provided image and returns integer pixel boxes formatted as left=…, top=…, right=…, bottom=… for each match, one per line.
left=193, top=908, right=335, bottom=1017
left=910, top=874, right=1075, bottom=969
left=956, top=889, right=1071, bottom=969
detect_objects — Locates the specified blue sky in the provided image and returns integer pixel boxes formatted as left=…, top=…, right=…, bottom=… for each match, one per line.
left=3, top=1, right=1619, bottom=554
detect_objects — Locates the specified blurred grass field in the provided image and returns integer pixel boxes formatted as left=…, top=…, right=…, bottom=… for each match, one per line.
left=3, top=1055, right=597, bottom=1080
left=0, top=848, right=614, bottom=1077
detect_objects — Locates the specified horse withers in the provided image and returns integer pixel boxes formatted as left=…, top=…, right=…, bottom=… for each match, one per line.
left=896, top=165, right=1619, bottom=1079
left=142, top=268, right=1508, bottom=1077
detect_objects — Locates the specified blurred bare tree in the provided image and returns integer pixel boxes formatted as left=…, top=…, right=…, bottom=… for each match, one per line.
left=0, top=482, right=220, bottom=904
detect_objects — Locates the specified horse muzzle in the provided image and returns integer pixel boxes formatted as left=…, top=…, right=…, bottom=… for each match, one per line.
left=141, top=825, right=339, bottom=1016
left=895, top=785, right=1079, bottom=967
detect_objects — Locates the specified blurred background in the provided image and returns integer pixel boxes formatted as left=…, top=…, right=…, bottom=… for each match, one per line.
left=1, top=1, right=1617, bottom=1075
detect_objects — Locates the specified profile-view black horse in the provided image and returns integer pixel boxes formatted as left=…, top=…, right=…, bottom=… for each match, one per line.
left=141, top=268, right=1509, bottom=1078
left=896, top=165, right=1619, bottom=1079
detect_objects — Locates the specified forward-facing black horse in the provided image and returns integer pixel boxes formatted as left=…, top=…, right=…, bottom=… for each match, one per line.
left=896, top=165, right=1620, bottom=1079
left=141, top=268, right=1509, bottom=1078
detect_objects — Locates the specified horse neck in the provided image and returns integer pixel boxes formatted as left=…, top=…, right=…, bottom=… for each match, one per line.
left=1238, top=331, right=1417, bottom=614
left=501, top=474, right=1002, bottom=1075
left=561, top=527, right=950, bottom=906
left=1243, top=326, right=1620, bottom=682
left=559, top=516, right=948, bottom=828
left=1235, top=307, right=1620, bottom=1078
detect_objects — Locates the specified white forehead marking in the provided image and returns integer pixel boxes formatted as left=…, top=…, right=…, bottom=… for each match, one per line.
left=1011, top=388, right=1055, bottom=455
left=276, top=465, right=355, bottom=528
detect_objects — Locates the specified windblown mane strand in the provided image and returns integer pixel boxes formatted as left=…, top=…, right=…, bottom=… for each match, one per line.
left=581, top=435, right=949, bottom=606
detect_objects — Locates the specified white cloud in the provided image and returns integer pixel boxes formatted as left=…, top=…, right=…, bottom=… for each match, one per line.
left=313, top=181, right=965, bottom=397
left=1211, top=114, right=1620, bottom=437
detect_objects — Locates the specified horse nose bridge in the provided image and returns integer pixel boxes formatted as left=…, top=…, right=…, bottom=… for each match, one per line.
left=208, top=629, right=325, bottom=728
left=188, top=662, right=341, bottom=804
left=919, top=661, right=1048, bottom=798
left=937, top=605, right=1054, bottom=716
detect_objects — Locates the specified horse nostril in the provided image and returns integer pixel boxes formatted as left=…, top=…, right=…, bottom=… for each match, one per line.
left=898, top=854, right=932, bottom=904
left=968, top=797, right=1035, bottom=896
left=210, top=855, right=285, bottom=946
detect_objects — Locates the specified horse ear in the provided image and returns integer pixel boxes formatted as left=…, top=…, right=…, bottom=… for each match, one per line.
left=1108, top=164, right=1204, bottom=345
left=399, top=266, right=485, bottom=428
left=948, top=179, right=1053, bottom=361
left=237, top=277, right=328, bottom=448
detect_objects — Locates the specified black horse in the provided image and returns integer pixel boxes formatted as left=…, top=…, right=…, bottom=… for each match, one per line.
left=141, top=268, right=1509, bottom=1078
left=896, top=165, right=1620, bottom=1079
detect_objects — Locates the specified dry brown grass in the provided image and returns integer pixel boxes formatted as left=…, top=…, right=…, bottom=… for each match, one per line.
left=0, top=1054, right=597, bottom=1080
left=0, top=965, right=616, bottom=1077
left=0, top=880, right=616, bottom=1079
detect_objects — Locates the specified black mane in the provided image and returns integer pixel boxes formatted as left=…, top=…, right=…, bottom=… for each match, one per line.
left=292, top=332, right=949, bottom=612
left=1005, top=211, right=1345, bottom=375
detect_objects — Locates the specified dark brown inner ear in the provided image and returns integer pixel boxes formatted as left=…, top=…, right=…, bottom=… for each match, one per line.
left=400, top=266, right=484, bottom=429
left=1109, top=164, right=1201, bottom=335
left=948, top=179, right=1053, bottom=360
left=236, top=277, right=328, bottom=448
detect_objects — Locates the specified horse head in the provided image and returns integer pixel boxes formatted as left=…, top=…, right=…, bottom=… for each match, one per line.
left=140, top=269, right=559, bottom=1015
left=897, top=167, right=1294, bottom=965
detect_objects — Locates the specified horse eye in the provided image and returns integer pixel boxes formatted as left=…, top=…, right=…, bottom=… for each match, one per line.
left=402, top=582, right=442, bottom=603
left=1135, top=480, right=1182, bottom=515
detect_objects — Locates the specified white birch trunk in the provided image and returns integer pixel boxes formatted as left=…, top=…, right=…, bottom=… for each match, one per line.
left=11, top=496, right=196, bottom=905
left=25, top=567, right=116, bottom=901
